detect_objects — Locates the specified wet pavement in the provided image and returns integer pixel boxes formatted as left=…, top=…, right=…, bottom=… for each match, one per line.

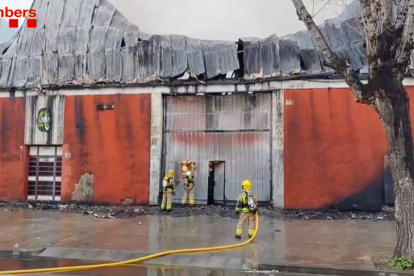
left=0, top=209, right=396, bottom=272
left=0, top=201, right=395, bottom=221
left=0, top=258, right=325, bottom=275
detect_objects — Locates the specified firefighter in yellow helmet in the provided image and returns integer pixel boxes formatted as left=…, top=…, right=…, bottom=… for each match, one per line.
left=161, top=169, right=175, bottom=211
left=235, top=180, right=258, bottom=239
left=181, top=165, right=195, bottom=205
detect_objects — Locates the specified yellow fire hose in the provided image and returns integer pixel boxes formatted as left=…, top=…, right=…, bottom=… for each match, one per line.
left=0, top=213, right=259, bottom=275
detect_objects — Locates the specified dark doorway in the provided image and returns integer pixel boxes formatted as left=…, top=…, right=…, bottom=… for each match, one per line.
left=384, top=155, right=394, bottom=205
left=207, top=161, right=225, bottom=205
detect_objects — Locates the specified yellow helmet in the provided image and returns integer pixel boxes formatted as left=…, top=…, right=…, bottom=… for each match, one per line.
left=168, top=169, right=174, bottom=175
left=242, top=180, right=251, bottom=190
left=182, top=165, right=188, bottom=172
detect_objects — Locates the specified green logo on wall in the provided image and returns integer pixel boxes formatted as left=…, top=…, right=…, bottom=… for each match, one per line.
left=37, top=108, right=52, bottom=132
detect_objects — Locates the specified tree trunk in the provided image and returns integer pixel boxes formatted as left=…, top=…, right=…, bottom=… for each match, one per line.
left=376, top=78, right=414, bottom=259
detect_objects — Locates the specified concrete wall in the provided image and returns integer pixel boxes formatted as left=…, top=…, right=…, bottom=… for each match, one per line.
left=149, top=93, right=163, bottom=205
left=62, top=94, right=151, bottom=204
left=272, top=90, right=284, bottom=208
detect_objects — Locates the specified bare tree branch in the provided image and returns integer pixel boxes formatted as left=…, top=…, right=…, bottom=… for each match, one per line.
left=395, top=0, right=412, bottom=29
left=292, top=0, right=336, bottom=66
left=380, top=0, right=392, bottom=27
left=291, top=0, right=373, bottom=103
left=396, top=1, right=414, bottom=68
left=330, top=6, right=364, bottom=37
left=313, top=0, right=331, bottom=18
left=359, top=1, right=381, bottom=82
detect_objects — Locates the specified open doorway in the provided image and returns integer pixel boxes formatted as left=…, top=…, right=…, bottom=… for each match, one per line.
left=207, top=161, right=225, bottom=205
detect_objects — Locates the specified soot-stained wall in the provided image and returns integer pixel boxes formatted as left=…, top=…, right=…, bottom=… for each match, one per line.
left=284, top=87, right=414, bottom=211
left=62, top=94, right=151, bottom=204
left=0, top=97, right=27, bottom=200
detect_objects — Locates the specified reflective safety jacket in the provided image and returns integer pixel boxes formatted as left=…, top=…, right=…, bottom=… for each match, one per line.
left=235, top=191, right=258, bottom=213
left=182, top=171, right=194, bottom=184
left=162, top=175, right=175, bottom=191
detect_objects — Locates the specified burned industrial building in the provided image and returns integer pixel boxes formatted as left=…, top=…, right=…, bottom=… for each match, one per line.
left=0, top=0, right=410, bottom=210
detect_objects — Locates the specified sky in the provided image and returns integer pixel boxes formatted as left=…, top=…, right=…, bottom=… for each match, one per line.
left=0, top=0, right=350, bottom=41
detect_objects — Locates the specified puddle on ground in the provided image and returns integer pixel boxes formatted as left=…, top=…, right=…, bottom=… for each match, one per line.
left=0, top=258, right=282, bottom=276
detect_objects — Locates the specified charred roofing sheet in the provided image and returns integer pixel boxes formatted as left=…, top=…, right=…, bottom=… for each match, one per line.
left=0, top=0, right=395, bottom=89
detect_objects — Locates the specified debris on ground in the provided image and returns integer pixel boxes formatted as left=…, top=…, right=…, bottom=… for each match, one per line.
left=0, top=201, right=395, bottom=221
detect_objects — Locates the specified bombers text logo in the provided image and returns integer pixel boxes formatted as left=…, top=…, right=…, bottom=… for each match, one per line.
left=0, top=7, right=37, bottom=28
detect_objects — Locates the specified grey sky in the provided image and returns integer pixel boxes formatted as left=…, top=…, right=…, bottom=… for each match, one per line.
left=0, top=0, right=348, bottom=41
left=112, top=0, right=348, bottom=40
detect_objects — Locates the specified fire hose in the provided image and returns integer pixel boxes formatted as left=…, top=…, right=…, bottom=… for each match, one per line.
left=0, top=213, right=259, bottom=274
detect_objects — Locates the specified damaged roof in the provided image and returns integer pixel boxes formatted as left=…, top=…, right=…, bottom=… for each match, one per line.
left=0, top=0, right=372, bottom=89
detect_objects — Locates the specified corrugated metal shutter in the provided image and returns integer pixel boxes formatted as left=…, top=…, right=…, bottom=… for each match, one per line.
left=164, top=94, right=271, bottom=204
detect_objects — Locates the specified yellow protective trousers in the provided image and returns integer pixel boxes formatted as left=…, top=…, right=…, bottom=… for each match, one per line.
left=236, top=212, right=256, bottom=236
left=161, top=189, right=173, bottom=210
left=182, top=183, right=195, bottom=205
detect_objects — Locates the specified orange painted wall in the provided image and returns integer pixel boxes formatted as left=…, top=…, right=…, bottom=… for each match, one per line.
left=0, top=97, right=27, bottom=200
left=284, top=87, right=414, bottom=210
left=62, top=94, right=151, bottom=204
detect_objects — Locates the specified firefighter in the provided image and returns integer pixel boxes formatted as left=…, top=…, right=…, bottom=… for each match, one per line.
left=235, top=180, right=258, bottom=239
left=161, top=169, right=175, bottom=211
left=181, top=165, right=195, bottom=205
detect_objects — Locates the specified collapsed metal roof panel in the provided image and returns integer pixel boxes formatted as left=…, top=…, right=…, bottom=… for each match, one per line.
left=0, top=0, right=378, bottom=89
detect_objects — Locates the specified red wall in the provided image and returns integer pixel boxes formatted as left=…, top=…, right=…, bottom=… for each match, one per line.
left=0, top=97, right=27, bottom=200
left=2, top=85, right=414, bottom=209
left=284, top=87, right=414, bottom=210
left=62, top=94, right=151, bottom=204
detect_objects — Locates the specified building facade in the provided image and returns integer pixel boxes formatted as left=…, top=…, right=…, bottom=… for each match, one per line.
left=0, top=0, right=409, bottom=210
left=1, top=92, right=151, bottom=205
left=0, top=78, right=412, bottom=210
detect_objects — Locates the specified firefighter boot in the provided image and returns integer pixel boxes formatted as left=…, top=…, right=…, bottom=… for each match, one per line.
left=235, top=235, right=241, bottom=239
